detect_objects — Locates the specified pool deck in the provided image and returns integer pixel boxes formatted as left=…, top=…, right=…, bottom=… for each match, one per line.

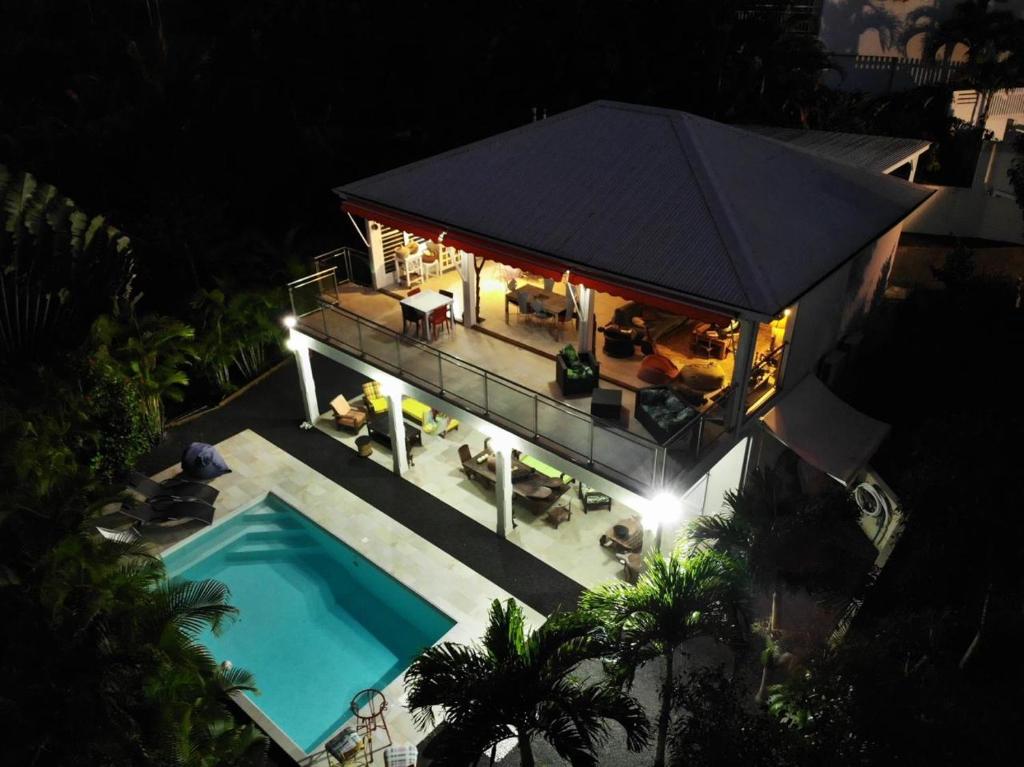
left=139, top=356, right=584, bottom=617
left=137, top=358, right=584, bottom=763
left=149, top=430, right=545, bottom=763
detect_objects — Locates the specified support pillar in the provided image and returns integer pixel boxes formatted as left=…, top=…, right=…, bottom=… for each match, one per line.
left=461, top=253, right=478, bottom=327
left=386, top=392, right=409, bottom=476
left=494, top=446, right=514, bottom=538
left=576, top=286, right=595, bottom=354
left=727, top=319, right=758, bottom=429
left=367, top=220, right=386, bottom=289
left=292, top=340, right=319, bottom=429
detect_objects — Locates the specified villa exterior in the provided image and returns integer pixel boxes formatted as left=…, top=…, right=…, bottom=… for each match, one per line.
left=285, top=101, right=931, bottom=566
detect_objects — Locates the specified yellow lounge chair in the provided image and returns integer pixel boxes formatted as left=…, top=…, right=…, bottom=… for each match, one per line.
left=362, top=381, right=388, bottom=414
left=402, top=397, right=459, bottom=435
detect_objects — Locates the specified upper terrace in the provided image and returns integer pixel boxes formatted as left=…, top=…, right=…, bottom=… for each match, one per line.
left=289, top=102, right=931, bottom=496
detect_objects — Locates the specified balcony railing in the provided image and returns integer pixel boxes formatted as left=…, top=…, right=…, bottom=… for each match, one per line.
left=287, top=266, right=732, bottom=495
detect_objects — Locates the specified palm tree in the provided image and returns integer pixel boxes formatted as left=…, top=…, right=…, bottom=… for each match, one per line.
left=579, top=549, right=745, bottom=767
left=2, top=529, right=267, bottom=765
left=405, top=599, right=649, bottom=767
left=687, top=467, right=860, bottom=702
left=919, top=0, right=1024, bottom=128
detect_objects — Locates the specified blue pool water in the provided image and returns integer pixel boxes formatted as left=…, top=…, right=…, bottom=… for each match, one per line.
left=163, top=494, right=454, bottom=752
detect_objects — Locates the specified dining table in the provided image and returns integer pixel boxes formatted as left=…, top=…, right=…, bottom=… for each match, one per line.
left=506, top=284, right=570, bottom=324
left=400, top=289, right=453, bottom=341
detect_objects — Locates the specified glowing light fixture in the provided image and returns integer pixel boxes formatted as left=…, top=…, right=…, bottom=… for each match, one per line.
left=643, top=491, right=682, bottom=530
left=283, top=315, right=298, bottom=329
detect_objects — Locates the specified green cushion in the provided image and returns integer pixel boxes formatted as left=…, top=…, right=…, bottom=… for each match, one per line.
left=520, top=454, right=569, bottom=481
left=562, top=345, right=579, bottom=366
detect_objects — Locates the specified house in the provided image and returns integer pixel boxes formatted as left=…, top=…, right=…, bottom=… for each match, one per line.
left=285, top=101, right=931, bottom=573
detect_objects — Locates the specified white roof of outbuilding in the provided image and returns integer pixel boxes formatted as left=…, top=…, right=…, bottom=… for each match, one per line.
left=762, top=375, right=890, bottom=485
left=337, top=101, right=933, bottom=317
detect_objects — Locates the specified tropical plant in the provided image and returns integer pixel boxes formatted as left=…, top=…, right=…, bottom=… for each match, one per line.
left=405, top=598, right=649, bottom=767
left=0, top=164, right=135, bottom=364
left=687, top=467, right=861, bottom=702
left=193, top=285, right=284, bottom=393
left=0, top=530, right=266, bottom=766
left=670, top=666, right=801, bottom=767
left=91, top=300, right=197, bottom=434
left=579, top=549, right=745, bottom=767
left=917, top=0, right=1024, bottom=129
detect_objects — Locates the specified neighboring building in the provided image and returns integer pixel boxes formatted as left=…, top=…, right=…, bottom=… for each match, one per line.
left=286, top=101, right=931, bottom=577
left=748, top=0, right=1024, bottom=138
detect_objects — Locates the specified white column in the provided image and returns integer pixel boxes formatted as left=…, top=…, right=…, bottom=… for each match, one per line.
left=461, top=253, right=478, bottom=327
left=493, top=446, right=514, bottom=538
left=291, top=340, right=319, bottom=429
left=576, top=286, right=595, bottom=354
left=386, top=392, right=409, bottom=476
left=727, top=319, right=758, bottom=429
left=367, top=220, right=386, bottom=289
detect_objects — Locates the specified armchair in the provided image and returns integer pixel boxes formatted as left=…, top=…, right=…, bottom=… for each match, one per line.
left=555, top=345, right=600, bottom=396
left=361, top=381, right=389, bottom=414
left=330, top=395, right=367, bottom=432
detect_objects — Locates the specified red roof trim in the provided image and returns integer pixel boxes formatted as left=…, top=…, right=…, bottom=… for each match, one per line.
left=344, top=199, right=733, bottom=325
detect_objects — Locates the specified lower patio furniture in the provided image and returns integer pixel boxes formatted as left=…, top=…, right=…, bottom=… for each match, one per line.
left=402, top=397, right=459, bottom=436
left=181, top=442, right=231, bottom=479
left=96, top=525, right=142, bottom=543
left=362, top=381, right=389, bottom=414
left=129, top=471, right=220, bottom=505
left=351, top=688, right=392, bottom=764
left=120, top=497, right=215, bottom=527
left=634, top=386, right=699, bottom=444
left=518, top=454, right=572, bottom=484
left=599, top=516, right=643, bottom=553
left=555, top=344, right=600, bottom=397
left=619, top=552, right=646, bottom=583
left=590, top=387, right=623, bottom=420
left=579, top=483, right=612, bottom=513
left=325, top=727, right=362, bottom=766
left=367, top=413, right=421, bottom=464
left=356, top=435, right=373, bottom=457
left=638, top=353, right=680, bottom=385
left=331, top=395, right=368, bottom=432
left=382, top=744, right=418, bottom=767
left=546, top=504, right=572, bottom=529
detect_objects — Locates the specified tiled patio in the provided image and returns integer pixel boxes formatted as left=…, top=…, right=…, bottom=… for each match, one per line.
left=313, top=407, right=646, bottom=589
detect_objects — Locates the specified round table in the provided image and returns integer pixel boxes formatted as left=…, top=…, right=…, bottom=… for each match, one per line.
left=355, top=436, right=373, bottom=457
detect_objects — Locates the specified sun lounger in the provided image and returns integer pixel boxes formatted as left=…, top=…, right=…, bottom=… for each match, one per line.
left=120, top=498, right=215, bottom=526
left=129, top=471, right=219, bottom=505
left=95, top=525, right=142, bottom=543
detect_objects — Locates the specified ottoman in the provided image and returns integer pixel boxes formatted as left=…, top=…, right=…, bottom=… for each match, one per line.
left=590, top=388, right=623, bottom=420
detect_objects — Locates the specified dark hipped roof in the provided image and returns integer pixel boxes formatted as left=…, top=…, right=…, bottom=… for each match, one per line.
left=743, top=125, right=932, bottom=175
left=336, top=101, right=932, bottom=317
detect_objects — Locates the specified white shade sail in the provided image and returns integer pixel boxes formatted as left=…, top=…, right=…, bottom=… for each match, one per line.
left=761, top=375, right=889, bottom=486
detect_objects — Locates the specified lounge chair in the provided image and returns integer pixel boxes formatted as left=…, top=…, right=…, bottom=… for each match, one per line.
left=96, top=525, right=142, bottom=543
left=120, top=497, right=215, bottom=526
left=129, top=471, right=219, bottom=505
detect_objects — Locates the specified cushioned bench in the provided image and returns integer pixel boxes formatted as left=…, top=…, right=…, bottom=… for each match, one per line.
left=402, top=397, right=459, bottom=436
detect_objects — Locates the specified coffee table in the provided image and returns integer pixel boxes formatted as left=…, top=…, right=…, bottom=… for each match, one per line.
left=366, top=413, right=422, bottom=462
left=590, top=387, right=627, bottom=427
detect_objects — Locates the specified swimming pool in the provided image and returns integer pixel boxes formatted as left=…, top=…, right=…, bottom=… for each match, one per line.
left=163, top=494, right=455, bottom=753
